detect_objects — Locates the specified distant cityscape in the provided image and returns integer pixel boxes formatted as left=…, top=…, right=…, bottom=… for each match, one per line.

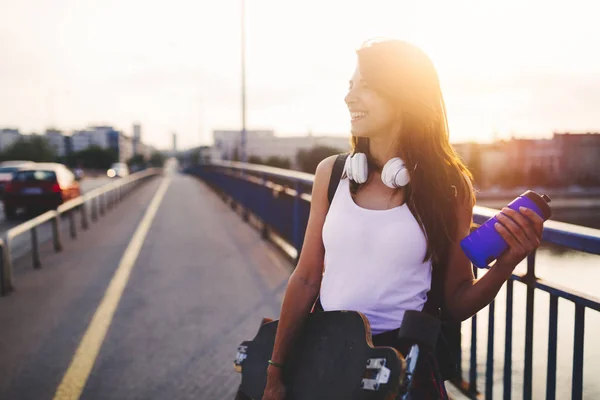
left=186, top=130, right=600, bottom=189
left=0, top=124, right=158, bottom=164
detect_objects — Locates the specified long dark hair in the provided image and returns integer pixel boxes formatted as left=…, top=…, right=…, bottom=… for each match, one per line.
left=350, top=39, right=475, bottom=266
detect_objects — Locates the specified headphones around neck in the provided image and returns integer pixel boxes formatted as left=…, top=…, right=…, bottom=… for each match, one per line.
left=345, top=152, right=411, bottom=188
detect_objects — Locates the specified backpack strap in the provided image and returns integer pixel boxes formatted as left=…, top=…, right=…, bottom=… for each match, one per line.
left=327, top=154, right=349, bottom=205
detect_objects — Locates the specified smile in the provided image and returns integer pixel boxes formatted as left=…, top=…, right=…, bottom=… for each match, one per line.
left=350, top=111, right=368, bottom=121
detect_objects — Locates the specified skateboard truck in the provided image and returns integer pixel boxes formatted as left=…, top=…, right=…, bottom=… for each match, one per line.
left=234, top=345, right=248, bottom=373
left=361, top=357, right=391, bottom=391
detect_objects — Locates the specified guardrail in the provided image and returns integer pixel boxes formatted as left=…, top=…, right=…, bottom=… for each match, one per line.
left=186, top=161, right=600, bottom=400
left=0, top=168, right=162, bottom=296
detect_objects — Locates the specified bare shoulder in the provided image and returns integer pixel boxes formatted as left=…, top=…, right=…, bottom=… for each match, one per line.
left=314, top=155, right=339, bottom=182
left=311, top=155, right=341, bottom=203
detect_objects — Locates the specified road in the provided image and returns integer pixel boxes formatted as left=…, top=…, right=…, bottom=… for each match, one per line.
left=0, top=172, right=291, bottom=400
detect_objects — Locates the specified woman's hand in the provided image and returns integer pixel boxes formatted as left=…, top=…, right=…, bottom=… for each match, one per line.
left=262, top=367, right=286, bottom=400
left=494, top=206, right=545, bottom=270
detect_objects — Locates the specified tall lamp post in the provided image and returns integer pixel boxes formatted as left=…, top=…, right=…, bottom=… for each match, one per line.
left=240, top=0, right=247, bottom=165
left=240, top=0, right=249, bottom=222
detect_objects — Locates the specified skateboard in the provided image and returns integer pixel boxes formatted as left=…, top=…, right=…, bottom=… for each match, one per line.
left=234, top=310, right=440, bottom=400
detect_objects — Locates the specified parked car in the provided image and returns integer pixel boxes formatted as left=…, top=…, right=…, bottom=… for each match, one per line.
left=107, top=162, right=129, bottom=178
left=3, top=163, right=81, bottom=219
left=0, top=161, right=35, bottom=194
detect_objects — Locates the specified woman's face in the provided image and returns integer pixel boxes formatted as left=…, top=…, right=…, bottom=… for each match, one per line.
left=344, top=63, right=400, bottom=138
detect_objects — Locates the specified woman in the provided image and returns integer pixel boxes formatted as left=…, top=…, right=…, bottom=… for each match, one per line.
left=258, top=39, right=544, bottom=399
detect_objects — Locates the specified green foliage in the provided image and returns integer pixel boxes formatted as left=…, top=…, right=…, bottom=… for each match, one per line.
left=231, top=147, right=240, bottom=162
left=248, top=155, right=291, bottom=169
left=127, top=154, right=147, bottom=168
left=0, top=136, right=56, bottom=162
left=64, top=146, right=118, bottom=169
left=264, top=156, right=290, bottom=169
left=296, top=146, right=342, bottom=173
left=248, top=155, right=263, bottom=164
left=149, top=151, right=166, bottom=167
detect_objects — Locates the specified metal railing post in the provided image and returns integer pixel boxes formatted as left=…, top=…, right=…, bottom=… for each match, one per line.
left=80, top=201, right=89, bottom=230
left=522, top=252, right=537, bottom=400
left=261, top=173, right=269, bottom=240
left=107, top=190, right=112, bottom=210
left=31, top=226, right=41, bottom=268
left=99, top=193, right=105, bottom=216
left=91, top=197, right=98, bottom=221
left=469, top=266, right=479, bottom=397
left=69, top=210, right=77, bottom=239
left=52, top=213, right=63, bottom=252
left=0, top=240, right=13, bottom=296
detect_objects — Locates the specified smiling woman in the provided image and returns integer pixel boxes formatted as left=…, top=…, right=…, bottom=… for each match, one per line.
left=245, top=37, right=550, bottom=400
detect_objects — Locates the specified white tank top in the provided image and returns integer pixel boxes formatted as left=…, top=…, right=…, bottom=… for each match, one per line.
left=320, top=177, right=432, bottom=335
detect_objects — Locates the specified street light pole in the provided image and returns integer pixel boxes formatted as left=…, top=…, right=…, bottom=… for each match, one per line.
left=240, top=0, right=247, bottom=164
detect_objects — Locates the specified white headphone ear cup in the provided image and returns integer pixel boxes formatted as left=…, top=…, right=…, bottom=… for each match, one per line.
left=349, top=154, right=358, bottom=182
left=344, top=154, right=353, bottom=181
left=354, top=153, right=368, bottom=183
left=382, top=157, right=411, bottom=188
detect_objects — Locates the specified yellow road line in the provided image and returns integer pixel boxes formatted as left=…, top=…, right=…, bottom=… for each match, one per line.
left=53, top=176, right=172, bottom=400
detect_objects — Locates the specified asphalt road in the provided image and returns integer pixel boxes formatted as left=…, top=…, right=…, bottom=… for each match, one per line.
left=0, top=172, right=291, bottom=400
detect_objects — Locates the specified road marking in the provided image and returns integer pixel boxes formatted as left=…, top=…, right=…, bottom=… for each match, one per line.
left=53, top=176, right=171, bottom=400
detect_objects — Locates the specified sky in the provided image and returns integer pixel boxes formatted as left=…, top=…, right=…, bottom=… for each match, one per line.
left=1, top=0, right=600, bottom=150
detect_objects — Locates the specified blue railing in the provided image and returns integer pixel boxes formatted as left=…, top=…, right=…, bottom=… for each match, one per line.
left=186, top=161, right=600, bottom=400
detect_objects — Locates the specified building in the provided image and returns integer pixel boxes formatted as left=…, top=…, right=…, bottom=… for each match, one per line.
left=109, top=130, right=133, bottom=163
left=71, top=126, right=134, bottom=162
left=172, top=133, right=177, bottom=153
left=554, top=132, right=600, bottom=185
left=133, top=123, right=141, bottom=156
left=44, top=129, right=68, bottom=157
left=213, top=129, right=276, bottom=161
left=0, top=129, right=21, bottom=151
left=211, top=129, right=351, bottom=169
left=71, top=127, right=112, bottom=152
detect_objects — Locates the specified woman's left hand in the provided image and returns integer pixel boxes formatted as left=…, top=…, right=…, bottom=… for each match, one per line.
left=494, top=206, right=545, bottom=270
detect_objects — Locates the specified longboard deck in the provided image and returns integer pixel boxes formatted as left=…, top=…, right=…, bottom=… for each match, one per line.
left=236, top=311, right=406, bottom=400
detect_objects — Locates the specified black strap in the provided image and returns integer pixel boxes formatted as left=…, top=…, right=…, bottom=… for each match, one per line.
left=327, top=154, right=349, bottom=205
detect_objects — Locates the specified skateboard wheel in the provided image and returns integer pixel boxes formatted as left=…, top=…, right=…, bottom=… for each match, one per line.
left=397, top=310, right=441, bottom=350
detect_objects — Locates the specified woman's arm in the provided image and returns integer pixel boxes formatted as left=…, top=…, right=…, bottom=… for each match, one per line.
left=443, top=180, right=545, bottom=321
left=266, top=155, right=337, bottom=379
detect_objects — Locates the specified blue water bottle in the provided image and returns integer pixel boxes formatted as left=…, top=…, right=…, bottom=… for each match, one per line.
left=461, top=190, right=552, bottom=269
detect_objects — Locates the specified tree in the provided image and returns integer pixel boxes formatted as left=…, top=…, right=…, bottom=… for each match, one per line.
left=265, top=156, right=290, bottom=169
left=0, top=136, right=56, bottom=162
left=231, top=147, right=240, bottom=162
left=189, top=149, right=201, bottom=165
left=127, top=154, right=147, bottom=172
left=64, top=146, right=118, bottom=169
left=296, top=146, right=342, bottom=173
left=149, top=151, right=166, bottom=167
left=248, top=155, right=263, bottom=165
left=247, top=155, right=291, bottom=169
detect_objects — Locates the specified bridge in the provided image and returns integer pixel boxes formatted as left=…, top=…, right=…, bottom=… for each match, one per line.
left=0, top=160, right=598, bottom=400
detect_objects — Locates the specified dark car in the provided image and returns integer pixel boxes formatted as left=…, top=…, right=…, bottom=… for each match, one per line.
left=0, top=161, right=35, bottom=194
left=3, top=163, right=81, bottom=219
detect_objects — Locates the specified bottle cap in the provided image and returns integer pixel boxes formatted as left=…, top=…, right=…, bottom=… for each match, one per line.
left=522, top=190, right=552, bottom=220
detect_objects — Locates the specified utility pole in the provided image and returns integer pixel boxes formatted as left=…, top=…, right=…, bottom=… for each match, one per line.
left=240, top=0, right=247, bottom=164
